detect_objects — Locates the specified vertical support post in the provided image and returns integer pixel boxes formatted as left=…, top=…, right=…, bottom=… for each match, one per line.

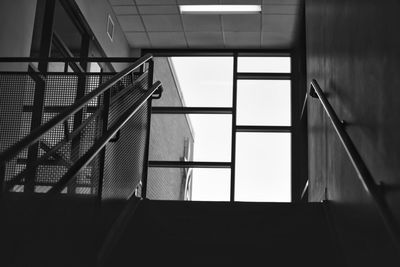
left=141, top=59, right=154, bottom=199
left=97, top=87, right=110, bottom=203
left=230, top=53, right=238, bottom=202
left=25, top=0, right=56, bottom=194
left=68, top=34, right=90, bottom=193
left=0, top=163, right=5, bottom=196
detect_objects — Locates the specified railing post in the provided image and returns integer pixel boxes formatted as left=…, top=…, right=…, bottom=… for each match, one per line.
left=0, top=162, right=5, bottom=196
left=97, top=84, right=111, bottom=202
left=25, top=0, right=56, bottom=194
left=140, top=59, right=154, bottom=199
left=68, top=35, right=90, bottom=194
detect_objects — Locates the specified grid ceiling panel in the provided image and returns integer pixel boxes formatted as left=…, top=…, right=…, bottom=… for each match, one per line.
left=107, top=0, right=300, bottom=49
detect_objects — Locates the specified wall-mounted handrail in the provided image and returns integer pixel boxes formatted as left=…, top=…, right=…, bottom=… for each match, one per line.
left=0, top=54, right=153, bottom=164
left=309, top=79, right=400, bottom=250
left=300, top=179, right=309, bottom=201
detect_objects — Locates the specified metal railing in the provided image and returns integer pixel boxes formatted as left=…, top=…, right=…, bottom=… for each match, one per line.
left=0, top=54, right=152, bottom=163
left=0, top=54, right=162, bottom=197
left=309, top=79, right=400, bottom=250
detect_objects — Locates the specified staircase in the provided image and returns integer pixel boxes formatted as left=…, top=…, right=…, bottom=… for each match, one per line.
left=0, top=196, right=345, bottom=267
left=0, top=55, right=347, bottom=266
left=107, top=200, right=343, bottom=267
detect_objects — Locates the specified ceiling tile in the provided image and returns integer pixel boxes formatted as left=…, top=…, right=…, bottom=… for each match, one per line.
left=186, top=32, right=224, bottom=48
left=262, top=5, right=298, bottom=14
left=177, top=0, right=219, bottom=4
left=112, top=5, right=138, bottom=15
left=182, top=15, right=221, bottom=32
left=224, top=32, right=260, bottom=48
left=148, top=32, right=187, bottom=48
left=222, top=14, right=261, bottom=32
left=108, top=0, right=134, bottom=5
left=125, top=32, right=151, bottom=47
left=142, top=15, right=183, bottom=31
left=262, top=15, right=296, bottom=32
left=261, top=31, right=293, bottom=48
left=117, top=15, right=145, bottom=31
left=135, top=0, right=176, bottom=5
left=137, top=5, right=179, bottom=14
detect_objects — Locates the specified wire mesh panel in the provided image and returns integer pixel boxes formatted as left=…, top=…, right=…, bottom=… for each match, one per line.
left=102, top=73, right=150, bottom=201
left=0, top=74, right=35, bottom=153
left=0, top=59, right=153, bottom=203
left=0, top=73, right=106, bottom=195
left=0, top=72, right=130, bottom=196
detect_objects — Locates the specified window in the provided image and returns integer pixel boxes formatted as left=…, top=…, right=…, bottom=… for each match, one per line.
left=235, top=133, right=291, bottom=202
left=237, top=80, right=291, bottom=126
left=149, top=54, right=292, bottom=202
left=238, top=57, right=291, bottom=73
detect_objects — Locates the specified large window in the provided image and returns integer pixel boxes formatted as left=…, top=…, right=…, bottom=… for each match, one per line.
left=149, top=53, right=292, bottom=202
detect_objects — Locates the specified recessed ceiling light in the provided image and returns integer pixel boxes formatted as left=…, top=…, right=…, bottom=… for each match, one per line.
left=179, top=5, right=262, bottom=15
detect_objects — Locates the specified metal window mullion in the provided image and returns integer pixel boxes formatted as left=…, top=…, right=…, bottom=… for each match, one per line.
left=141, top=60, right=154, bottom=199
left=236, top=126, right=292, bottom=132
left=148, top=161, right=231, bottom=169
left=236, top=73, right=292, bottom=80
left=230, top=53, right=238, bottom=202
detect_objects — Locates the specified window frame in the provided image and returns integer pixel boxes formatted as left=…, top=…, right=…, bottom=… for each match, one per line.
left=144, top=49, right=300, bottom=202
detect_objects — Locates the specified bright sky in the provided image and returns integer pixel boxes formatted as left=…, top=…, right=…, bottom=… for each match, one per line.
left=170, top=56, right=291, bottom=202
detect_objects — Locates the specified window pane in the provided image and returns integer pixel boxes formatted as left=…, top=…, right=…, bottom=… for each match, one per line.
left=152, top=57, right=233, bottom=107
left=192, top=168, right=231, bottom=201
left=147, top=167, right=230, bottom=202
left=237, top=80, right=291, bottom=126
left=238, top=57, right=291, bottom=73
left=149, top=114, right=232, bottom=162
left=235, top=133, right=291, bottom=202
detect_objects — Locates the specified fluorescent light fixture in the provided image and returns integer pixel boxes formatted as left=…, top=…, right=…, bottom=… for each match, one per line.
left=179, top=5, right=261, bottom=14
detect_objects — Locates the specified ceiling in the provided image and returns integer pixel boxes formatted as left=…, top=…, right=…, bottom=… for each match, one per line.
left=107, top=0, right=300, bottom=49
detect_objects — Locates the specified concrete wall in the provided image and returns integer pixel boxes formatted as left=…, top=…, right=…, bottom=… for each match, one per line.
left=147, top=57, right=194, bottom=200
left=306, top=0, right=400, bottom=265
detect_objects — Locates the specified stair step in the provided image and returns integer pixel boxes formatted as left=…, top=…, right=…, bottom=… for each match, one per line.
left=109, top=200, right=342, bottom=267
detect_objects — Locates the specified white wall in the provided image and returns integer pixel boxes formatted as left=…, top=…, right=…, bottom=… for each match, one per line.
left=75, top=0, right=130, bottom=71
left=0, top=0, right=37, bottom=155
left=0, top=0, right=37, bottom=71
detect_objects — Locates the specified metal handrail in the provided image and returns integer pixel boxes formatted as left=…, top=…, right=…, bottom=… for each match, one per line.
left=0, top=57, right=141, bottom=63
left=310, top=79, right=400, bottom=250
left=0, top=54, right=153, bottom=163
left=300, top=179, right=309, bottom=201
left=48, top=81, right=162, bottom=194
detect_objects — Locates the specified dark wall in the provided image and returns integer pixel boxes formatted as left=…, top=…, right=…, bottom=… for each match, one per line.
left=306, top=0, right=400, bottom=265
left=291, top=0, right=308, bottom=202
